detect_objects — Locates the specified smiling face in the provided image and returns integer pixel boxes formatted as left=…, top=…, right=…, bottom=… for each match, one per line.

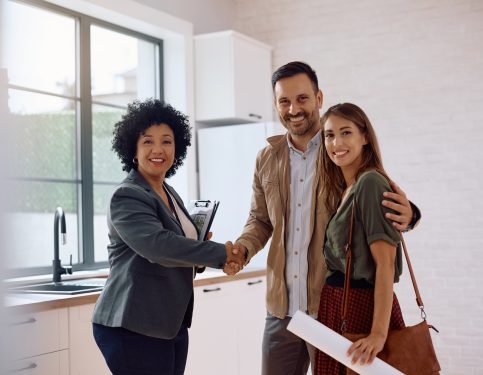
left=274, top=73, right=323, bottom=147
left=323, top=114, right=368, bottom=173
left=135, top=123, right=175, bottom=186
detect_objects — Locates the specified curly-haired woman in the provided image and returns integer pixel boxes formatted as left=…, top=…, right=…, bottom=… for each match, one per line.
left=92, top=98, right=244, bottom=375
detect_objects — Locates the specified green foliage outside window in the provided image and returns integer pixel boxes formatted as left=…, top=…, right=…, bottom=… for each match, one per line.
left=11, top=110, right=125, bottom=214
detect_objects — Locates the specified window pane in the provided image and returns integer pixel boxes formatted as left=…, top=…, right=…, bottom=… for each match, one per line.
left=92, top=104, right=125, bottom=183
left=6, top=181, right=79, bottom=269
left=1, top=1, right=162, bottom=275
left=93, top=183, right=118, bottom=262
left=1, top=1, right=76, bottom=96
left=9, top=90, right=77, bottom=180
left=92, top=104, right=126, bottom=263
left=91, top=25, right=159, bottom=106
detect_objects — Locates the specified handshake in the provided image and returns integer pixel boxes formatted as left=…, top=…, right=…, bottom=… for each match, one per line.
left=224, top=241, right=247, bottom=275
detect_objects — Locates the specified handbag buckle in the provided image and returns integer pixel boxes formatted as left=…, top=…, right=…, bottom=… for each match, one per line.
left=420, top=307, right=440, bottom=333
left=420, top=306, right=427, bottom=320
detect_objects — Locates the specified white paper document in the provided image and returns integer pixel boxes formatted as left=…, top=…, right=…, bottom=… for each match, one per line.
left=187, top=200, right=219, bottom=241
left=287, top=310, right=404, bottom=375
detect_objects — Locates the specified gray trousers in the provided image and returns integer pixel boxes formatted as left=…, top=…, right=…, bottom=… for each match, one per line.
left=261, top=313, right=316, bottom=375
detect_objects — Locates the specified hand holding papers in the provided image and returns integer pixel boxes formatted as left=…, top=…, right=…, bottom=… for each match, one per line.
left=286, top=311, right=404, bottom=375
left=187, top=200, right=219, bottom=241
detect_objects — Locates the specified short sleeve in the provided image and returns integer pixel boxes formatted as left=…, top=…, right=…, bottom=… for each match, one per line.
left=354, top=171, right=401, bottom=246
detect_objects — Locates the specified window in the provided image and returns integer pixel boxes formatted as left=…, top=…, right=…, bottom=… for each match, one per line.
left=1, top=0, right=163, bottom=276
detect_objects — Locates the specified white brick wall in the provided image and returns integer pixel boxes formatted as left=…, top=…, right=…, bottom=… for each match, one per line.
left=234, top=1, right=483, bottom=374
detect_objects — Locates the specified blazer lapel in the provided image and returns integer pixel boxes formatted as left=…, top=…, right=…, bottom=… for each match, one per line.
left=126, top=170, right=184, bottom=233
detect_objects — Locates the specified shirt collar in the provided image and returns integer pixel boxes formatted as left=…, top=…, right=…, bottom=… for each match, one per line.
left=287, top=130, right=321, bottom=154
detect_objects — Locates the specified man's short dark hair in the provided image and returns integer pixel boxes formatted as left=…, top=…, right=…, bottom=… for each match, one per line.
left=271, top=61, right=319, bottom=92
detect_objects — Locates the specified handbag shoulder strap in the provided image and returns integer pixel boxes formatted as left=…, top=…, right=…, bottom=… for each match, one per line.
left=341, top=200, right=427, bottom=333
left=400, top=234, right=425, bottom=311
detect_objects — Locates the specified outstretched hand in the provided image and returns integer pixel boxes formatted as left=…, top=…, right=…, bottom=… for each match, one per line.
left=382, top=181, right=412, bottom=231
left=223, top=242, right=247, bottom=275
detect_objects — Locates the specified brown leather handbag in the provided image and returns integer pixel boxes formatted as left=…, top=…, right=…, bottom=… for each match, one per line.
left=342, top=201, right=441, bottom=375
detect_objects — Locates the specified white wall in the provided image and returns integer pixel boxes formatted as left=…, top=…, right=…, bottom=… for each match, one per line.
left=132, top=0, right=235, bottom=34
left=233, top=1, right=483, bottom=374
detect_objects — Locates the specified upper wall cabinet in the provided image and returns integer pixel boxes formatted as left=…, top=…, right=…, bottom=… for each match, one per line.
left=194, top=30, right=273, bottom=125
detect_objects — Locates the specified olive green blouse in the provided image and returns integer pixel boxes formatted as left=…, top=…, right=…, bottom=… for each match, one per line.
left=323, top=170, right=403, bottom=285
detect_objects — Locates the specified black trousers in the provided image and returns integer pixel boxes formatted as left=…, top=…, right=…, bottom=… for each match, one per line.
left=93, top=323, right=189, bottom=375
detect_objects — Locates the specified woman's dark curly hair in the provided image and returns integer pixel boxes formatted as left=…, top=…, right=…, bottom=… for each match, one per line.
left=112, top=98, right=192, bottom=178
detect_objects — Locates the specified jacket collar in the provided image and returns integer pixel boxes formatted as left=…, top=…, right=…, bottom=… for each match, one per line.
left=125, top=169, right=175, bottom=194
left=124, top=169, right=175, bottom=213
left=124, top=169, right=187, bottom=231
left=266, top=133, right=289, bottom=151
left=125, top=169, right=152, bottom=192
left=268, top=131, right=322, bottom=154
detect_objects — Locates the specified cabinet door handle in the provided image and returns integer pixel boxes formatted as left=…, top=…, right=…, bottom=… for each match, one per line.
left=10, top=363, right=37, bottom=373
left=10, top=318, right=36, bottom=326
left=247, top=279, right=263, bottom=286
left=248, top=113, right=262, bottom=120
left=203, top=287, right=221, bottom=293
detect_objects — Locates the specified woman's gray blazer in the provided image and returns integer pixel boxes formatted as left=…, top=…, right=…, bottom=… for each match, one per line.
left=92, top=169, right=227, bottom=339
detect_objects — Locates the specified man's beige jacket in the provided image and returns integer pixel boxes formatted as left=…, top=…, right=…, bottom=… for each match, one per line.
left=237, top=133, right=329, bottom=318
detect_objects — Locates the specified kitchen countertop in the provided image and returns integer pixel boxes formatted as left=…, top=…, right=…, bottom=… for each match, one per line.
left=4, top=268, right=267, bottom=314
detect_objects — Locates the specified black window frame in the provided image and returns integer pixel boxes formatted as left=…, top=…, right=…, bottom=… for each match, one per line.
left=5, top=0, right=164, bottom=277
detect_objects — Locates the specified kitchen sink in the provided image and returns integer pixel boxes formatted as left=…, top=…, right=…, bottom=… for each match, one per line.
left=8, top=278, right=106, bottom=295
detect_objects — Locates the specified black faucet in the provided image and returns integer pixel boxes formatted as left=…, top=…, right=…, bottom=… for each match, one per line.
left=53, top=207, right=72, bottom=283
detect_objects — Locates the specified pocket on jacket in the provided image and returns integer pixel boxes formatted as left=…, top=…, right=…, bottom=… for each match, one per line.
left=261, top=179, right=282, bottom=222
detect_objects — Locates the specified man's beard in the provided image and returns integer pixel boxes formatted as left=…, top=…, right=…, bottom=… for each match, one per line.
left=280, top=110, right=318, bottom=136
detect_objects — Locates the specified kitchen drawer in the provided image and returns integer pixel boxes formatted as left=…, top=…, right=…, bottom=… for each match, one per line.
left=7, top=308, right=68, bottom=360
left=186, top=276, right=267, bottom=375
left=193, top=278, right=243, bottom=301
left=8, top=349, right=69, bottom=375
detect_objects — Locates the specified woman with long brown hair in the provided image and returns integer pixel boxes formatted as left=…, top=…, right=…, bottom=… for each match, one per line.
left=314, top=103, right=405, bottom=374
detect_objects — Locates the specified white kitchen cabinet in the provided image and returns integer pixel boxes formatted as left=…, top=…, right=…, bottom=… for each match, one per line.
left=185, top=280, right=239, bottom=375
left=8, top=350, right=69, bottom=375
left=194, top=30, right=273, bottom=124
left=68, top=303, right=110, bottom=375
left=7, top=308, right=69, bottom=363
left=185, top=275, right=266, bottom=375
left=236, top=277, right=266, bottom=375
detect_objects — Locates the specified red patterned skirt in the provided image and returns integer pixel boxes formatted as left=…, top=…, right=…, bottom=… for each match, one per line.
left=314, top=283, right=405, bottom=375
